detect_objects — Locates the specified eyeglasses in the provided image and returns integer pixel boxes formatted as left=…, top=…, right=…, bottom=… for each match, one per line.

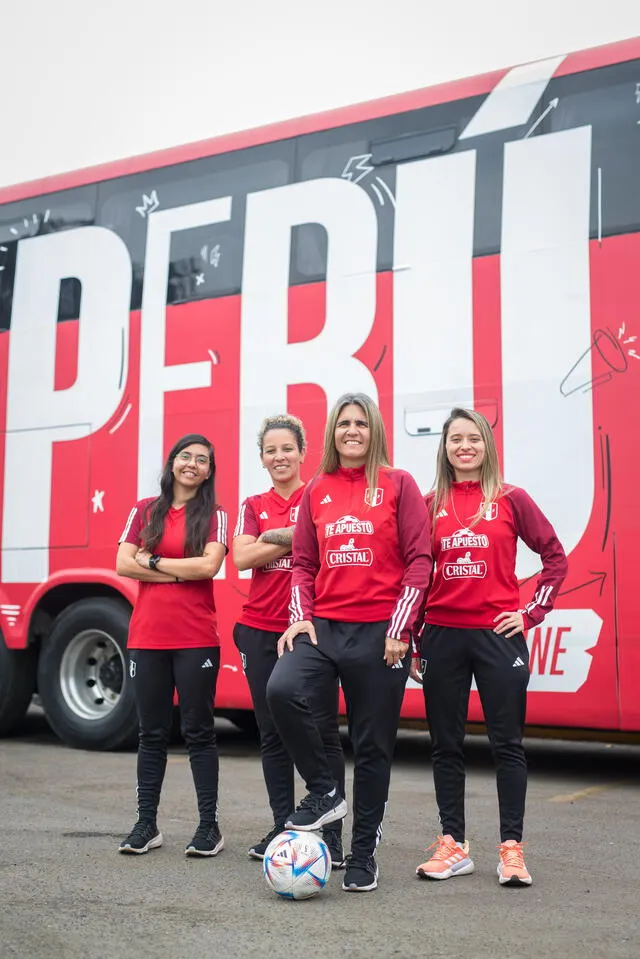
left=176, top=451, right=210, bottom=468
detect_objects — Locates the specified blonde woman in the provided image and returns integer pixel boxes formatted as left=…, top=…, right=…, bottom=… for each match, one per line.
left=267, top=392, right=431, bottom=892
left=413, top=408, right=567, bottom=887
left=232, top=415, right=345, bottom=867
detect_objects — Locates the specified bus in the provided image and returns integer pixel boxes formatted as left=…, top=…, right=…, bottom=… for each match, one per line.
left=0, top=37, right=638, bottom=749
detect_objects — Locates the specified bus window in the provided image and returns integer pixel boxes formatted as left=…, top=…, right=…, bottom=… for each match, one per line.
left=542, top=57, right=640, bottom=239
left=96, top=140, right=295, bottom=310
left=0, top=189, right=96, bottom=330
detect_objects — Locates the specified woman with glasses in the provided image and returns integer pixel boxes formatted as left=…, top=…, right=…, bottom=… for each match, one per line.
left=116, top=434, right=228, bottom=857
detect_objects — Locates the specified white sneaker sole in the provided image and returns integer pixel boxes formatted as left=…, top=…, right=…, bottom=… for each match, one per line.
left=285, top=799, right=348, bottom=832
left=185, top=836, right=225, bottom=857
left=342, top=869, right=379, bottom=892
left=119, top=831, right=164, bottom=855
left=497, top=866, right=532, bottom=886
left=417, top=858, right=475, bottom=880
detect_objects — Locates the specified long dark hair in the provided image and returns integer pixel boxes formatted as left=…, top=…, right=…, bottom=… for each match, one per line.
left=141, top=434, right=217, bottom=557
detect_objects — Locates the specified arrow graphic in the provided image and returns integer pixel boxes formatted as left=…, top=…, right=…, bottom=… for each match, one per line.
left=524, top=98, right=559, bottom=138
left=559, top=571, right=607, bottom=598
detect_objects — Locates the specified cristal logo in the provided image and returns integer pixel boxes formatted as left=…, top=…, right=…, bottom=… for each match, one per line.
left=326, top=539, right=374, bottom=567
left=325, top=515, right=374, bottom=538
left=443, top=553, right=487, bottom=579
left=263, top=556, right=293, bottom=571
left=441, top=529, right=490, bottom=551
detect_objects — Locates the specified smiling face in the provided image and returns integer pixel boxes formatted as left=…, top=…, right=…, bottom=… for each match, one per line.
left=171, top=443, right=212, bottom=491
left=334, top=403, right=371, bottom=468
left=260, top=428, right=304, bottom=487
left=445, top=417, right=486, bottom=481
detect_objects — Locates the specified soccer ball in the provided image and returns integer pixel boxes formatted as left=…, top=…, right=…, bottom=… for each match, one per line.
left=263, top=829, right=332, bottom=900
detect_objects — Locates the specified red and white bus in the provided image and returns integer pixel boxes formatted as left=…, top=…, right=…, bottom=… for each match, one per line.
left=0, top=37, right=638, bottom=749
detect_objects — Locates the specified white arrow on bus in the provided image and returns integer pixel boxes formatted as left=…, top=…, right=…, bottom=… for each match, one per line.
left=524, top=97, right=559, bottom=138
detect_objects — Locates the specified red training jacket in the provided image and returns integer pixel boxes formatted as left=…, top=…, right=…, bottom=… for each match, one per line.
left=233, top=485, right=306, bottom=633
left=424, top=481, right=567, bottom=631
left=289, top=465, right=432, bottom=642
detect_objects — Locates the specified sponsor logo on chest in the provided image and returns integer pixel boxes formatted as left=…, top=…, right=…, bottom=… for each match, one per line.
left=440, top=528, right=490, bottom=551
left=326, top=539, right=374, bottom=568
left=324, top=515, right=374, bottom=538
left=442, top=552, right=488, bottom=580
left=263, top=556, right=293, bottom=572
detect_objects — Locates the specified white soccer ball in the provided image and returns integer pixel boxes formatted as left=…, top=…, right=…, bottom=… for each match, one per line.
left=263, top=829, right=332, bottom=900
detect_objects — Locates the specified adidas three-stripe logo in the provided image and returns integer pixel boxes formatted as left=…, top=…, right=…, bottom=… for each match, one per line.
left=201, top=658, right=214, bottom=669
left=512, top=657, right=525, bottom=668
left=320, top=494, right=332, bottom=504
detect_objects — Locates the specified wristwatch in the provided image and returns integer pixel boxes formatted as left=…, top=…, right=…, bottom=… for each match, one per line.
left=148, top=554, right=161, bottom=571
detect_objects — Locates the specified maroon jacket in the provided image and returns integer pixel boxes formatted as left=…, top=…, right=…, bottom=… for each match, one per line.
left=425, top=482, right=568, bottom=630
left=289, top=465, right=432, bottom=642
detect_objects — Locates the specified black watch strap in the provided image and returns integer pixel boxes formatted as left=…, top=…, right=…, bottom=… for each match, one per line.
left=149, top=554, right=161, bottom=571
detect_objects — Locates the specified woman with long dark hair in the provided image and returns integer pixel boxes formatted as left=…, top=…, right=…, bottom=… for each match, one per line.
left=232, top=414, right=345, bottom=868
left=413, top=408, right=567, bottom=886
left=116, top=434, right=228, bottom=857
left=267, top=393, right=431, bottom=892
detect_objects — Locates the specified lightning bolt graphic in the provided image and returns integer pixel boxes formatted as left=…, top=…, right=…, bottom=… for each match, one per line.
left=341, top=154, right=374, bottom=185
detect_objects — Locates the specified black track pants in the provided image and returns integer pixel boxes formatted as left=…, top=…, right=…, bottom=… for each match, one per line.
left=233, top=623, right=345, bottom=827
left=128, top=647, right=220, bottom=824
left=421, top=625, right=529, bottom=842
left=267, top=619, right=408, bottom=860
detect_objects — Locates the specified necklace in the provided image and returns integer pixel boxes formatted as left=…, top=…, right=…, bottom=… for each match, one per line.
left=449, top=490, right=487, bottom=533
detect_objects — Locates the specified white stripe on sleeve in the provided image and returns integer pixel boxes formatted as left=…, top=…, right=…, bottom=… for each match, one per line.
left=388, top=586, right=420, bottom=638
left=233, top=504, right=246, bottom=538
left=289, top=585, right=304, bottom=624
left=118, top=506, right=138, bottom=544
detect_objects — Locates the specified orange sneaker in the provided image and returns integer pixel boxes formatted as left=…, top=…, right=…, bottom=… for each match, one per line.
left=497, top=840, right=532, bottom=886
left=416, top=834, right=474, bottom=880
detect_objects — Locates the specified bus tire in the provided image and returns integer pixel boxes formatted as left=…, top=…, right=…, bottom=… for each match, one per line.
left=37, top=598, right=138, bottom=751
left=0, top=635, right=36, bottom=735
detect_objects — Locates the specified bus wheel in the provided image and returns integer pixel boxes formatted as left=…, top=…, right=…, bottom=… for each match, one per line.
left=0, top=636, right=36, bottom=735
left=37, top=598, right=138, bottom=751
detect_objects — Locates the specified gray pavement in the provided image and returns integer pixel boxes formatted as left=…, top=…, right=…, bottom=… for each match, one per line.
left=1, top=710, right=639, bottom=959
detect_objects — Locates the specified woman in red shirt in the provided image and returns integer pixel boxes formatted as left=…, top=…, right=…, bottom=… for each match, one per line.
left=413, top=408, right=567, bottom=886
left=232, top=414, right=345, bottom=867
left=267, top=393, right=431, bottom=893
left=116, top=434, right=228, bottom=857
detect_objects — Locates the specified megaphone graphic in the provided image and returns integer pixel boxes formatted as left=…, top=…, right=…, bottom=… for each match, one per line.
left=560, top=327, right=628, bottom=397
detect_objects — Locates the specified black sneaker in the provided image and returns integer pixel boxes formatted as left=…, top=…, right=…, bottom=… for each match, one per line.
left=119, top=820, right=163, bottom=855
left=248, top=823, right=286, bottom=861
left=323, top=825, right=345, bottom=869
left=285, top=791, right=347, bottom=831
left=185, top=822, right=224, bottom=857
left=342, top=855, right=379, bottom=892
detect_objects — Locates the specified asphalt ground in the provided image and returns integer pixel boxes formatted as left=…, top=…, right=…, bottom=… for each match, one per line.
left=1, top=709, right=639, bottom=959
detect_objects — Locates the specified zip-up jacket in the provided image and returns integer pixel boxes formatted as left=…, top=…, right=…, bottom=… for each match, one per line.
left=424, top=482, right=568, bottom=631
left=289, top=465, right=432, bottom=642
